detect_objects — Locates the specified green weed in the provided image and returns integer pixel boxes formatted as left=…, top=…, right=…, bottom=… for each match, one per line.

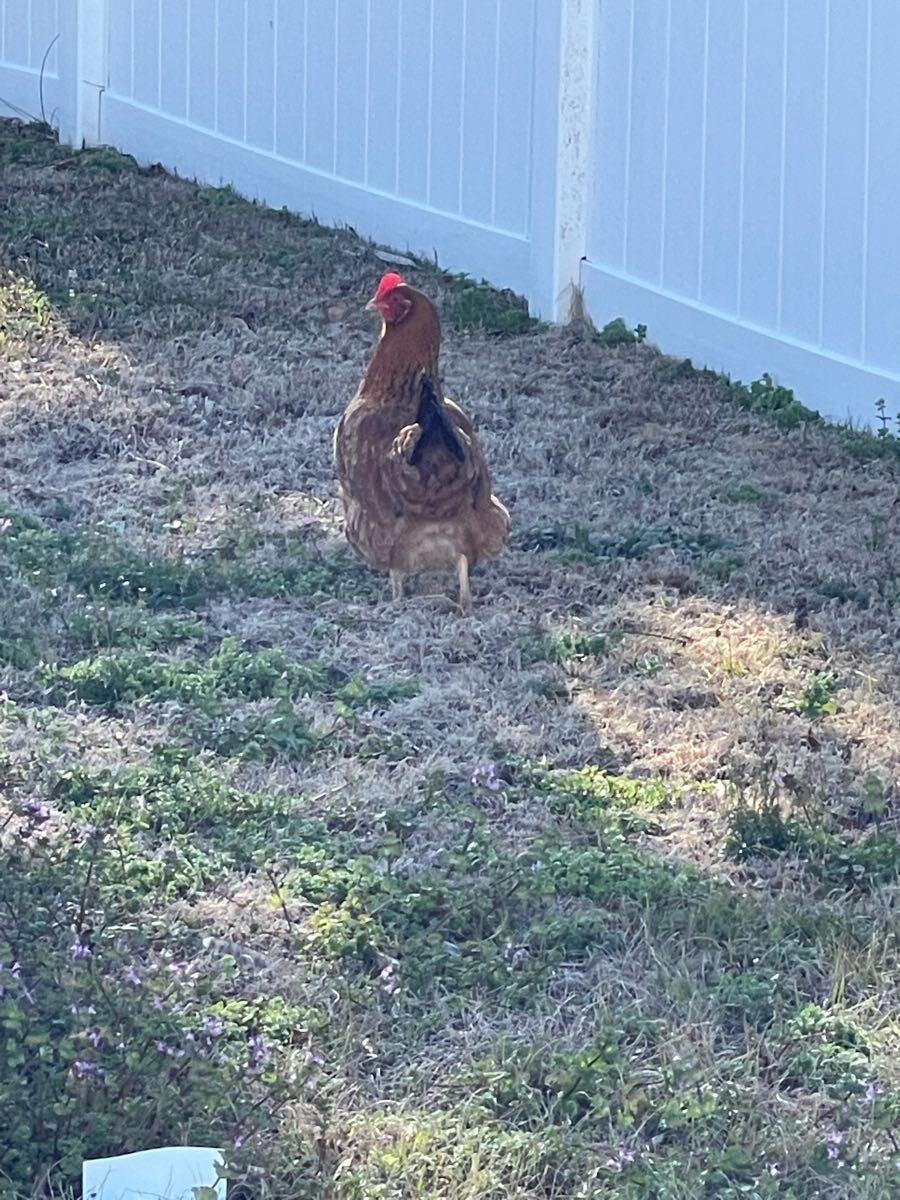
left=595, top=317, right=647, bottom=346
left=796, top=672, right=840, bottom=720
left=726, top=373, right=821, bottom=431
left=441, top=274, right=537, bottom=336
left=0, top=507, right=375, bottom=608
left=520, top=630, right=612, bottom=666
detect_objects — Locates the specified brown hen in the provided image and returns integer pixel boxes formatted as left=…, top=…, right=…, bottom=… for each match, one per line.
left=334, top=272, right=509, bottom=614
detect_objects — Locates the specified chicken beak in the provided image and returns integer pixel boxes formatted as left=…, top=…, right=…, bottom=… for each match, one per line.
left=365, top=296, right=379, bottom=312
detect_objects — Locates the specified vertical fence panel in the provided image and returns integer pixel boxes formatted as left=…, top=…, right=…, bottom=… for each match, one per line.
left=187, top=0, right=216, bottom=130
left=216, top=0, right=245, bottom=141
left=588, top=0, right=631, bottom=273
left=0, top=0, right=66, bottom=128
left=107, top=0, right=133, bottom=101
left=459, top=0, right=498, bottom=226
left=245, top=0, right=273, bottom=151
left=492, top=0, right=534, bottom=235
left=334, top=0, right=367, bottom=183
left=303, top=0, right=336, bottom=172
left=779, top=0, right=827, bottom=345
left=737, top=0, right=785, bottom=329
left=29, top=0, right=57, bottom=71
left=820, top=0, right=866, bottom=362
left=698, top=0, right=743, bottom=315
left=159, top=0, right=188, bottom=120
left=4, top=1, right=29, bottom=69
left=622, top=0, right=667, bottom=283
left=865, top=0, right=900, bottom=371
left=273, top=0, right=304, bottom=162
left=427, top=0, right=464, bottom=214
left=364, top=0, right=399, bottom=195
left=661, top=0, right=705, bottom=299
left=583, top=0, right=898, bottom=424
left=132, top=0, right=160, bottom=109
left=395, top=0, right=431, bottom=204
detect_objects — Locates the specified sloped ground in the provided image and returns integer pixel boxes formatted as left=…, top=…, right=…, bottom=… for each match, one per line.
left=1, top=120, right=898, bottom=1199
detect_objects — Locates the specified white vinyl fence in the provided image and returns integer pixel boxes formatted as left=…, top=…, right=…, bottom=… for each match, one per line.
left=1, top=0, right=898, bottom=426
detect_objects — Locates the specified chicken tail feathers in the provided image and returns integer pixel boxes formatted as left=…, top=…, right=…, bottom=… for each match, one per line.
left=410, top=371, right=466, bottom=466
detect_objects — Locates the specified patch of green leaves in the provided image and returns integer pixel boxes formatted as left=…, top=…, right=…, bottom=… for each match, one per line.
left=42, top=637, right=335, bottom=713
left=725, top=793, right=900, bottom=891
left=532, top=764, right=678, bottom=819
left=441, top=274, right=537, bottom=336
left=0, top=507, right=375, bottom=609
left=48, top=751, right=352, bottom=897
left=796, top=672, right=839, bottom=720
left=0, top=270, right=52, bottom=350
left=719, top=483, right=765, bottom=504
left=0, top=781, right=326, bottom=1189
left=515, top=522, right=737, bottom=567
left=726, top=796, right=811, bottom=862
left=0, top=120, right=68, bottom=167
left=595, top=317, right=647, bottom=346
left=192, top=698, right=329, bottom=763
left=520, top=630, right=612, bottom=666
left=726, top=373, right=821, bottom=431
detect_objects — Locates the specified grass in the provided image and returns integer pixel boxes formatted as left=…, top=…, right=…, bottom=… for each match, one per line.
left=1, top=119, right=899, bottom=1199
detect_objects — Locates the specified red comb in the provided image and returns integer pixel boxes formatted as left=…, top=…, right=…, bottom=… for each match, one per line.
left=374, top=271, right=404, bottom=300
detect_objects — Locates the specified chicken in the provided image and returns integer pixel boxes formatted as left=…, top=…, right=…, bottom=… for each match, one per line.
left=334, top=272, right=509, bottom=614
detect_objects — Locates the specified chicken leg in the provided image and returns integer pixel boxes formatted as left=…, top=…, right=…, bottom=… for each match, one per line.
left=457, top=554, right=472, bottom=616
left=390, top=569, right=405, bottom=603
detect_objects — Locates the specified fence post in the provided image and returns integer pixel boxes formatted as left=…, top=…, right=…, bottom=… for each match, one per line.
left=553, top=0, right=598, bottom=321
left=75, top=0, right=107, bottom=145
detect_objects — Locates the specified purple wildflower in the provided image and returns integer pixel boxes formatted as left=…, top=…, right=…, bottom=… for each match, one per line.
left=124, top=965, right=141, bottom=986
left=865, top=1083, right=882, bottom=1103
left=154, top=1039, right=184, bottom=1058
left=201, top=1014, right=225, bottom=1039
left=471, top=762, right=502, bottom=792
left=85, top=1027, right=103, bottom=1048
left=73, top=1060, right=104, bottom=1081
left=379, top=961, right=400, bottom=994
left=605, top=1146, right=636, bottom=1172
left=20, top=799, right=50, bottom=822
left=70, top=934, right=91, bottom=961
left=827, top=1130, right=844, bottom=1161
left=247, top=1034, right=272, bottom=1072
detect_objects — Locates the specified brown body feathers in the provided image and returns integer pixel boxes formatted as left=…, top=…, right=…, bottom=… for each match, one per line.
left=334, top=277, right=509, bottom=612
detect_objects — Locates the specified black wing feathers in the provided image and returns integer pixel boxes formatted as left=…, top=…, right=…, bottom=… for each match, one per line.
left=410, top=372, right=466, bottom=466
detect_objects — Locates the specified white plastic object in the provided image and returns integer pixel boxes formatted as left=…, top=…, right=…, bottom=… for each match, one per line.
left=82, top=1146, right=226, bottom=1200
